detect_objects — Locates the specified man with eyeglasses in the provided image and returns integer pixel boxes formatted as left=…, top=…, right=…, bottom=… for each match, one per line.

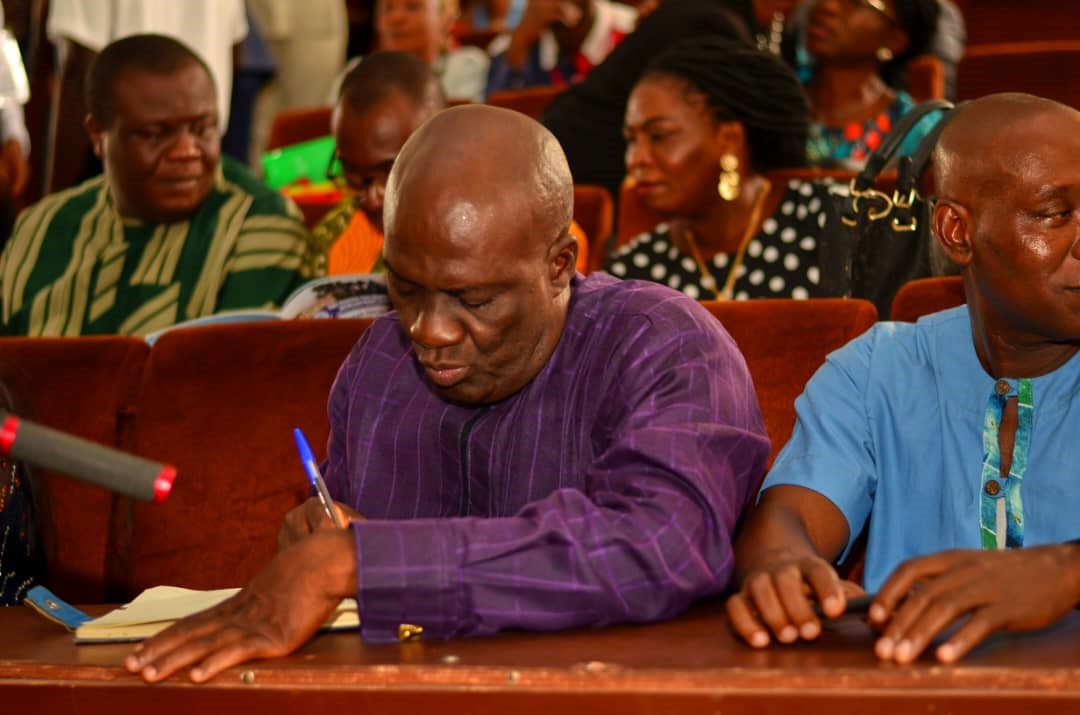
left=313, top=50, right=589, bottom=276
left=312, top=51, right=447, bottom=276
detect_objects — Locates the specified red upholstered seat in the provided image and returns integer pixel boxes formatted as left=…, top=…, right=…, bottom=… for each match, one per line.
left=906, top=54, right=946, bottom=102
left=2, top=296, right=880, bottom=599
left=952, top=0, right=1080, bottom=44
left=486, top=85, right=567, bottom=120
left=115, top=319, right=370, bottom=598
left=0, top=336, right=149, bottom=602
left=266, top=106, right=333, bottom=151
left=572, top=185, right=614, bottom=273
left=700, top=298, right=878, bottom=467
left=889, top=275, right=965, bottom=323
left=957, top=42, right=1080, bottom=110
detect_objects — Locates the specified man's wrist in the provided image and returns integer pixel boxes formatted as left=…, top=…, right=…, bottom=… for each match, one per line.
left=307, top=527, right=358, bottom=599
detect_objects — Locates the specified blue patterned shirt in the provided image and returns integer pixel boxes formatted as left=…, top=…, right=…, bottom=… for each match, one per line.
left=763, top=306, right=1080, bottom=591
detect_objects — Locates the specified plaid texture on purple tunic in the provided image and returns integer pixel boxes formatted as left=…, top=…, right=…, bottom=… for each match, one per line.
left=324, top=272, right=769, bottom=642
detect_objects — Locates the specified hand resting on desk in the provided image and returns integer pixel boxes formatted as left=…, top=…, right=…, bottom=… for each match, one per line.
left=278, top=496, right=363, bottom=551
left=124, top=529, right=358, bottom=683
left=868, top=545, right=1080, bottom=664
left=727, top=487, right=1080, bottom=664
left=726, top=549, right=866, bottom=647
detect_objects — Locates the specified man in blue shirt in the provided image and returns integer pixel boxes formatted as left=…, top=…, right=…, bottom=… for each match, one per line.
left=728, top=92, right=1080, bottom=665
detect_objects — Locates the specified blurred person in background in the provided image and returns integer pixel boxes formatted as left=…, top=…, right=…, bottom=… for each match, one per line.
left=376, top=0, right=490, bottom=102
left=245, top=0, right=349, bottom=164
left=484, top=0, right=637, bottom=96
left=315, top=51, right=589, bottom=275
left=541, top=0, right=797, bottom=203
left=797, top=0, right=941, bottom=168
left=0, top=35, right=310, bottom=337
left=605, top=38, right=831, bottom=301
left=0, top=3, right=30, bottom=250
left=44, top=0, right=248, bottom=193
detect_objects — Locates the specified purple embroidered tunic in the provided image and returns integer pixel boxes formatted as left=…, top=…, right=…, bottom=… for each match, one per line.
left=324, top=272, right=768, bottom=642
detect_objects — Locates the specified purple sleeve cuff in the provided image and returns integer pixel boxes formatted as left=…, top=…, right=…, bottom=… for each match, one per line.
left=352, top=518, right=468, bottom=643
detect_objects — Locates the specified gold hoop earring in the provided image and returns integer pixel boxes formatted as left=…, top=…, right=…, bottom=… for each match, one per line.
left=876, top=47, right=894, bottom=62
left=717, top=154, right=740, bottom=201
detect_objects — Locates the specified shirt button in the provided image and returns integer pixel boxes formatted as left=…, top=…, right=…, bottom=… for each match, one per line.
left=995, top=380, right=1011, bottom=396
left=985, top=480, right=1001, bottom=496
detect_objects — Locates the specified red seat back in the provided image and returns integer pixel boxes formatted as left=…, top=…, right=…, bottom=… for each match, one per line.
left=0, top=336, right=149, bottom=602
left=890, top=276, right=965, bottom=323
left=700, top=298, right=878, bottom=466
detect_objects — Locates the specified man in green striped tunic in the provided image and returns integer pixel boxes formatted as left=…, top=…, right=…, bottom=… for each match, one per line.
left=0, top=34, right=312, bottom=337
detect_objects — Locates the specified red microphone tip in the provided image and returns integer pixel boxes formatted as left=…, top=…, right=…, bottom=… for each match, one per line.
left=154, top=465, right=177, bottom=502
left=0, top=415, right=19, bottom=456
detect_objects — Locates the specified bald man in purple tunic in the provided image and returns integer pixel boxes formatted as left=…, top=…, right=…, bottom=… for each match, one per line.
left=126, top=104, right=769, bottom=683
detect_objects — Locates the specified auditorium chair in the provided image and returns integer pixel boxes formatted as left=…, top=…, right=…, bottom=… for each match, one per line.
left=952, top=0, right=1080, bottom=45
left=0, top=336, right=149, bottom=602
left=957, top=41, right=1080, bottom=110
left=115, top=320, right=369, bottom=597
left=571, top=185, right=614, bottom=272
left=906, top=54, right=946, bottom=102
left=889, top=275, right=965, bottom=323
left=700, top=298, right=878, bottom=466
left=486, top=85, right=567, bottom=120
left=265, top=106, right=333, bottom=152
left=3, top=297, right=876, bottom=601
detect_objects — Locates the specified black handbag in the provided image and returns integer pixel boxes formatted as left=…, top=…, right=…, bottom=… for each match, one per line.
left=817, top=99, right=954, bottom=318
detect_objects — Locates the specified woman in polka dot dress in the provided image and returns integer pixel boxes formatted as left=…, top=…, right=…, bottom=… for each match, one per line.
left=607, top=37, right=832, bottom=301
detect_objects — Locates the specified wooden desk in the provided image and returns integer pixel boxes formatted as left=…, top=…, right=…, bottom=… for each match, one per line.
left=3, top=602, right=1080, bottom=714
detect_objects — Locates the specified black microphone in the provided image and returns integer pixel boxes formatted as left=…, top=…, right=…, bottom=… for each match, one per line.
left=0, top=411, right=175, bottom=502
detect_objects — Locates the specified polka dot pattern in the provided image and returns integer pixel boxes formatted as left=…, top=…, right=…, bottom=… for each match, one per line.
left=602, top=180, right=832, bottom=300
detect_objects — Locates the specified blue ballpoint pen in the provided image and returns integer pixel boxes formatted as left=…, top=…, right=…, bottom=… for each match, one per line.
left=292, top=427, right=345, bottom=529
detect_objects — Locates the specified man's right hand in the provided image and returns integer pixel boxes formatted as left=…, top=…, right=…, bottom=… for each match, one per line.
left=278, top=497, right=363, bottom=551
left=725, top=552, right=860, bottom=647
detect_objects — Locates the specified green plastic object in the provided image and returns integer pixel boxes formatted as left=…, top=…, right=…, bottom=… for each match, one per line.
left=261, top=135, right=335, bottom=190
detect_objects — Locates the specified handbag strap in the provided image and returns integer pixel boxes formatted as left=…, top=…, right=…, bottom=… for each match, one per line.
left=895, top=106, right=955, bottom=194
left=892, top=106, right=957, bottom=227
left=853, top=98, right=954, bottom=192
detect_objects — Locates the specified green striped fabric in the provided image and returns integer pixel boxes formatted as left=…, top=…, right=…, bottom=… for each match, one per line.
left=0, top=156, right=314, bottom=336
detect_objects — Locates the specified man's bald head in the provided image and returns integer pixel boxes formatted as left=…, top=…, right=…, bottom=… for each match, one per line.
left=930, top=93, right=1080, bottom=370
left=935, top=93, right=1080, bottom=204
left=384, top=104, right=574, bottom=260
left=380, top=105, right=579, bottom=406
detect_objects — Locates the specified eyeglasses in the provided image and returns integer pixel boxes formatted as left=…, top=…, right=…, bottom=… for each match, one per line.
left=325, top=151, right=389, bottom=196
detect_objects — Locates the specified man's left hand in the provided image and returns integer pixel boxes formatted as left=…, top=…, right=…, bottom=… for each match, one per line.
left=869, top=544, right=1080, bottom=664
left=125, top=529, right=357, bottom=683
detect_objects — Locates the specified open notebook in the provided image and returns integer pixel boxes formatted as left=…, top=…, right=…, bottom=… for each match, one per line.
left=25, top=585, right=359, bottom=644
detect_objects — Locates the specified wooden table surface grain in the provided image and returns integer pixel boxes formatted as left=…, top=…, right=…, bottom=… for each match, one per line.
left=3, top=601, right=1080, bottom=713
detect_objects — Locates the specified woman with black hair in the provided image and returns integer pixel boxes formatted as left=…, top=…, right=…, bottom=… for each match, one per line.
left=800, top=0, right=942, bottom=167
left=0, top=376, right=42, bottom=605
left=605, top=38, right=828, bottom=301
